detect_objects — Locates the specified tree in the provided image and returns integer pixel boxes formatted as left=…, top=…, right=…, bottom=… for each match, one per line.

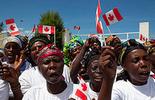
left=39, top=11, right=65, bottom=49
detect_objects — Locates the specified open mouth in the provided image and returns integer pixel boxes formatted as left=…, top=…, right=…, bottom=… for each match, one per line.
left=139, top=71, right=150, bottom=78
left=48, top=73, right=63, bottom=84
left=49, top=73, right=59, bottom=79
left=94, top=74, right=103, bottom=81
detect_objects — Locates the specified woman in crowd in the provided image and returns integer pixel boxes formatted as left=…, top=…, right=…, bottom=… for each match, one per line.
left=86, top=54, right=103, bottom=100
left=2, top=36, right=28, bottom=72
left=112, top=39, right=155, bottom=100
left=144, top=39, right=155, bottom=75
left=19, top=35, right=71, bottom=94
left=1, top=36, right=29, bottom=99
left=63, top=35, right=84, bottom=68
left=22, top=44, right=80, bottom=100
left=70, top=36, right=101, bottom=83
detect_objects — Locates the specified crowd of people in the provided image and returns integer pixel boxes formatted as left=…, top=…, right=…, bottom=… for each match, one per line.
left=0, top=33, right=155, bottom=100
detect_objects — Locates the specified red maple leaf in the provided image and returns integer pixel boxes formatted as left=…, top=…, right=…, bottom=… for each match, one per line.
left=75, top=89, right=87, bottom=100
left=10, top=25, right=15, bottom=31
left=81, top=83, right=87, bottom=91
left=44, top=27, right=49, bottom=32
left=108, top=14, right=114, bottom=21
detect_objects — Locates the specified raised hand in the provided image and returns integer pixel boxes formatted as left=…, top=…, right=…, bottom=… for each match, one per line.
left=98, top=46, right=117, bottom=100
left=99, top=46, right=117, bottom=80
left=14, top=50, right=26, bottom=71
left=0, top=63, right=19, bottom=84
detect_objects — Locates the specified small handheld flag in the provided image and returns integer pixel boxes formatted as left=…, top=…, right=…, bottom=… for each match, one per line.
left=38, top=25, right=55, bottom=34
left=5, top=18, right=20, bottom=36
left=103, top=8, right=123, bottom=26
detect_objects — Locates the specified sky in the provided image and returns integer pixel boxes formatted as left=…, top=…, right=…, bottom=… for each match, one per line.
left=0, top=0, right=155, bottom=39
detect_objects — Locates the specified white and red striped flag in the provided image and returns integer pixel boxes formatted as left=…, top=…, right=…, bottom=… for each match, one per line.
left=96, top=21, right=103, bottom=34
left=96, top=0, right=104, bottom=34
left=38, top=25, right=55, bottom=34
left=103, top=8, right=123, bottom=26
left=5, top=18, right=20, bottom=36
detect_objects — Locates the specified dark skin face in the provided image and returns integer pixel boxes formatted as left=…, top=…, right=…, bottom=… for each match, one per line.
left=87, top=58, right=103, bottom=92
left=30, top=41, right=46, bottom=61
left=4, top=42, right=21, bottom=64
left=123, top=49, right=151, bottom=85
left=70, top=45, right=82, bottom=60
left=38, top=55, right=64, bottom=84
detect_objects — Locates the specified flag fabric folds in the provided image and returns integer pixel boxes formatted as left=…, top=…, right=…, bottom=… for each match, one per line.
left=74, top=25, right=80, bottom=31
left=96, top=21, right=103, bottom=34
left=103, top=8, right=123, bottom=26
left=96, top=0, right=104, bottom=34
left=5, top=18, right=20, bottom=36
left=38, top=25, right=55, bottom=34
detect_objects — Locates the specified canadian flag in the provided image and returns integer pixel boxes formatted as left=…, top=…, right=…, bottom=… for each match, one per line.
left=74, top=25, right=80, bottom=31
left=74, top=76, right=88, bottom=100
left=139, top=33, right=148, bottom=42
left=5, top=18, right=20, bottom=36
left=103, top=8, right=123, bottom=26
left=96, top=0, right=104, bottom=34
left=38, top=25, right=55, bottom=34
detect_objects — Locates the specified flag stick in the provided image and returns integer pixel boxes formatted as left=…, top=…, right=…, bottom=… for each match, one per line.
left=106, top=26, right=112, bottom=34
left=54, top=32, right=56, bottom=45
left=104, top=26, right=112, bottom=46
left=27, top=31, right=33, bottom=38
left=77, top=30, right=80, bottom=34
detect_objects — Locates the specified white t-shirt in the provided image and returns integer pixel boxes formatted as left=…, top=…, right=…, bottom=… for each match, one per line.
left=112, top=77, right=155, bottom=100
left=19, top=65, right=71, bottom=94
left=0, top=79, right=9, bottom=100
left=86, top=82, right=99, bottom=100
left=22, top=82, right=79, bottom=100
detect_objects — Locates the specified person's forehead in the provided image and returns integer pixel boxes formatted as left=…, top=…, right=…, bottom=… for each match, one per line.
left=32, top=41, right=46, bottom=47
left=128, top=49, right=146, bottom=57
left=5, top=42, right=20, bottom=47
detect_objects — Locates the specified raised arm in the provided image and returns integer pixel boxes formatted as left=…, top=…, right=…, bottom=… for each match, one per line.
left=70, top=40, right=89, bottom=83
left=98, top=46, right=117, bottom=100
